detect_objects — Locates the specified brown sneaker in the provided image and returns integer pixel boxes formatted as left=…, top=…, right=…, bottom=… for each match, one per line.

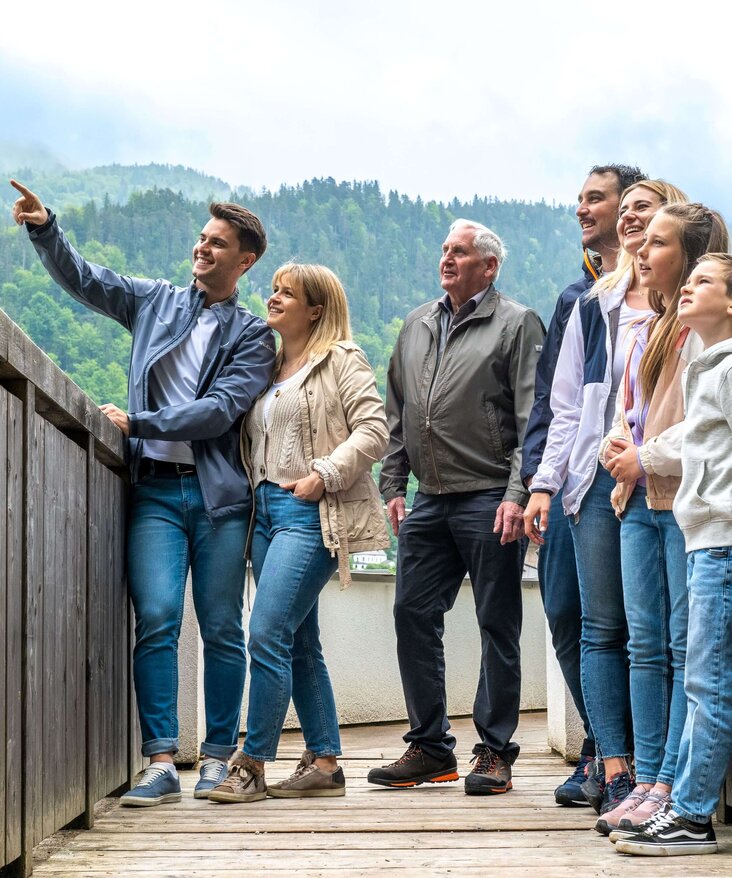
left=464, top=748, right=513, bottom=795
left=208, top=752, right=267, bottom=803
left=267, top=750, right=346, bottom=798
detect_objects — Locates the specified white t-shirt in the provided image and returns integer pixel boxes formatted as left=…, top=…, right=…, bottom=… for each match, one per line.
left=262, top=364, right=309, bottom=427
left=144, top=308, right=219, bottom=464
left=604, top=300, right=654, bottom=433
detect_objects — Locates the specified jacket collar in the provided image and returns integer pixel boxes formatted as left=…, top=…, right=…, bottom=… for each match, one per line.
left=598, top=270, right=632, bottom=316
left=426, top=282, right=499, bottom=323
left=695, top=337, right=732, bottom=367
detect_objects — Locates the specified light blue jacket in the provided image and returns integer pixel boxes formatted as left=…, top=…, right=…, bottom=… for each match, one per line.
left=29, top=213, right=276, bottom=519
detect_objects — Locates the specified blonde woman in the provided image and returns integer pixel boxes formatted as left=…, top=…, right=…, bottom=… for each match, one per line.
left=210, top=263, right=388, bottom=803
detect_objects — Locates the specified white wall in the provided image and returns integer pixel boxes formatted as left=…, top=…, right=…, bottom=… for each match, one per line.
left=175, top=570, right=546, bottom=763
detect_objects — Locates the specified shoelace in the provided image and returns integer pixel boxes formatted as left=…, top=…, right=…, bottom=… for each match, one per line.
left=137, top=765, right=171, bottom=787
left=640, top=803, right=674, bottom=834
left=199, top=760, right=225, bottom=782
left=566, top=756, right=592, bottom=784
left=390, top=744, right=421, bottom=766
left=605, top=772, right=632, bottom=803
left=471, top=750, right=498, bottom=774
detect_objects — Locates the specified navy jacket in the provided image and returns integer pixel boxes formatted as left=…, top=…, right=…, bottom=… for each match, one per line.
left=29, top=213, right=276, bottom=519
left=520, top=253, right=599, bottom=484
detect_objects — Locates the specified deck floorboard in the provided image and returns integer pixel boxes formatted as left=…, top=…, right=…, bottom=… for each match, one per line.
left=32, top=713, right=732, bottom=876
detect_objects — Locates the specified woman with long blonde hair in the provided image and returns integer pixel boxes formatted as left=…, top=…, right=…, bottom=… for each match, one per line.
left=210, top=263, right=389, bottom=803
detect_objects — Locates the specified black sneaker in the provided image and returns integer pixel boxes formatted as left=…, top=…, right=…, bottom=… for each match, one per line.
left=579, top=758, right=606, bottom=813
left=615, top=809, right=717, bottom=856
left=464, top=748, right=513, bottom=795
left=598, top=770, right=634, bottom=815
left=554, top=754, right=593, bottom=806
left=367, top=744, right=459, bottom=787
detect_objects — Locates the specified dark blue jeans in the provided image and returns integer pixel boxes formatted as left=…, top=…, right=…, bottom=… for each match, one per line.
left=127, top=473, right=248, bottom=759
left=538, top=489, right=594, bottom=751
left=394, top=490, right=522, bottom=763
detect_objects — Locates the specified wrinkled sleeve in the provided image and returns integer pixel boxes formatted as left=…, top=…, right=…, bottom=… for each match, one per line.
left=379, top=328, right=411, bottom=501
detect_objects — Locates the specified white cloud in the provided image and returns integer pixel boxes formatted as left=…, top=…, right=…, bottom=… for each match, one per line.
left=2, top=0, right=730, bottom=213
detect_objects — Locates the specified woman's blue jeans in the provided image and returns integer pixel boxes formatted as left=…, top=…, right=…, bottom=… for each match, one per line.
left=620, top=489, right=688, bottom=786
left=569, top=465, right=631, bottom=759
left=243, top=482, right=340, bottom=763
left=127, top=473, right=248, bottom=758
left=672, top=547, right=732, bottom=822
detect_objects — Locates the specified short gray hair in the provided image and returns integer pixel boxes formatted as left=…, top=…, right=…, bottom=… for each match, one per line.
left=449, top=219, right=506, bottom=276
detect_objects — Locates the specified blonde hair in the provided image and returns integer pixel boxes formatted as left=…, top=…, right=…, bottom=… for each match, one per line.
left=270, top=263, right=352, bottom=365
left=586, top=179, right=688, bottom=300
left=639, top=204, right=730, bottom=402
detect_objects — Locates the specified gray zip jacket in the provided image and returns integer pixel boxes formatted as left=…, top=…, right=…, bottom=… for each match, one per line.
left=380, top=285, right=545, bottom=506
left=29, top=213, right=276, bottom=519
left=673, top=338, right=732, bottom=551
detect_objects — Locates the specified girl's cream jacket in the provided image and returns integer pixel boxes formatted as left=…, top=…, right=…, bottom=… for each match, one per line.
left=242, top=341, right=389, bottom=587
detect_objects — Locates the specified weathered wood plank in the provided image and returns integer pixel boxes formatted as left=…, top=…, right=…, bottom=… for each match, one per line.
left=0, top=386, right=7, bottom=867
left=4, top=389, right=24, bottom=866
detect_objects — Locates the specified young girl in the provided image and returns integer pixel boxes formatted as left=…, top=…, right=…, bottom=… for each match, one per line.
left=597, top=204, right=729, bottom=838
left=524, top=180, right=687, bottom=816
left=617, top=252, right=732, bottom=856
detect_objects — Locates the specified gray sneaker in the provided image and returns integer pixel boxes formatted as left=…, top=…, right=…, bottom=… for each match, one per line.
left=194, top=758, right=229, bottom=799
left=267, top=750, right=346, bottom=798
left=208, top=752, right=267, bottom=803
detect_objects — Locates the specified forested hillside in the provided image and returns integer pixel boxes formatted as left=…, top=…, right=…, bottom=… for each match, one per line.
left=0, top=164, right=583, bottom=408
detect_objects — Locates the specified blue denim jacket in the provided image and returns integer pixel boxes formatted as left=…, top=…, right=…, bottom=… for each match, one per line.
left=29, top=213, right=276, bottom=519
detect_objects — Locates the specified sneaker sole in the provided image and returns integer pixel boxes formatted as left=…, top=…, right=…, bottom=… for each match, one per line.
left=208, top=790, right=268, bottom=803
left=554, top=794, right=591, bottom=807
left=608, top=829, right=635, bottom=843
left=465, top=780, right=513, bottom=796
left=120, top=792, right=182, bottom=807
left=267, top=786, right=346, bottom=798
left=368, top=770, right=459, bottom=788
left=193, top=789, right=217, bottom=799
left=615, top=839, right=718, bottom=856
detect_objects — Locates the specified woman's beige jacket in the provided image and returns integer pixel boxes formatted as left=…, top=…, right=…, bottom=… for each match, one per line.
left=242, top=340, right=389, bottom=587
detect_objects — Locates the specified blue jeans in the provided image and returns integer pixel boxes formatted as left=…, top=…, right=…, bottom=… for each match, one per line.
left=569, top=465, right=631, bottom=759
left=243, top=482, right=340, bottom=763
left=539, top=489, right=594, bottom=750
left=621, top=490, right=688, bottom=785
left=672, top=546, right=732, bottom=822
left=394, top=490, right=522, bottom=763
left=127, top=474, right=248, bottom=758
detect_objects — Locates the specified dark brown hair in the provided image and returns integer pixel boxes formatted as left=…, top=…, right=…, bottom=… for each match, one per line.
left=209, top=201, right=267, bottom=262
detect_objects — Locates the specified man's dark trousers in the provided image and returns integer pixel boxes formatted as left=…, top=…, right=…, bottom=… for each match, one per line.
left=538, top=490, right=594, bottom=754
left=394, top=489, right=522, bottom=764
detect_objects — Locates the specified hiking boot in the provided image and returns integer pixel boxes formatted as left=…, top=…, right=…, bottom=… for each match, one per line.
left=367, top=743, right=459, bottom=787
left=120, top=764, right=182, bottom=807
left=267, top=750, right=346, bottom=798
left=554, top=754, right=593, bottom=806
left=208, top=752, right=267, bottom=803
left=594, top=784, right=647, bottom=835
left=609, top=790, right=672, bottom=841
left=615, top=809, right=717, bottom=856
left=194, top=758, right=229, bottom=799
left=598, top=770, right=634, bottom=815
left=580, top=758, right=606, bottom=813
left=464, top=748, right=513, bottom=795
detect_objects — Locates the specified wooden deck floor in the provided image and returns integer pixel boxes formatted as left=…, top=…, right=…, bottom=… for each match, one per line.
left=33, top=713, right=731, bottom=877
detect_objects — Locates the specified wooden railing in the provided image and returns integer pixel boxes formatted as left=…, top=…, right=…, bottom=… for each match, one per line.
left=0, top=309, right=142, bottom=877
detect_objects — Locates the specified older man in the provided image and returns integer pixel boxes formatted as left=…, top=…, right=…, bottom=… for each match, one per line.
left=370, top=219, right=544, bottom=794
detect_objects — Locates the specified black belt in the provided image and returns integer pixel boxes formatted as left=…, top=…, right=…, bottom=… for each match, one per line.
left=140, top=458, right=197, bottom=478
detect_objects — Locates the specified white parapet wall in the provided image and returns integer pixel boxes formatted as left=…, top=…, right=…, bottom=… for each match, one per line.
left=175, top=570, right=547, bottom=763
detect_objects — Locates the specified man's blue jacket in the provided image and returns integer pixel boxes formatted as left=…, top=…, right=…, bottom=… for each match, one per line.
left=29, top=213, right=276, bottom=519
left=520, top=253, right=599, bottom=484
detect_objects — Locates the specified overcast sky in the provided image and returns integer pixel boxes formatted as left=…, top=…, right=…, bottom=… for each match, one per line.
left=2, top=0, right=730, bottom=214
